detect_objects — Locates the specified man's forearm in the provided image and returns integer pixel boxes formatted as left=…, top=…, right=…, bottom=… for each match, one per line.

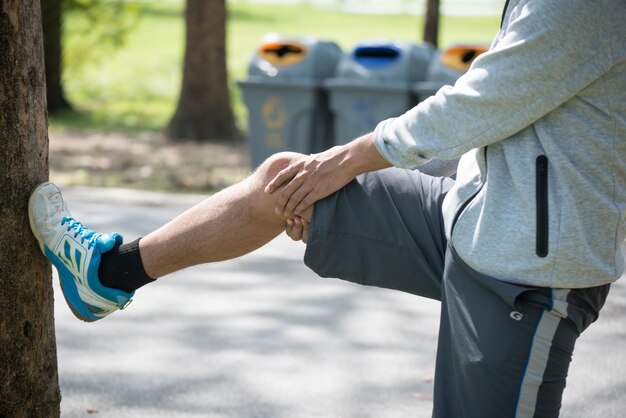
left=342, top=133, right=393, bottom=177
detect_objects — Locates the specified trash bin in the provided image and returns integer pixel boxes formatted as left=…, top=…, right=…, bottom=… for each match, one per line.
left=237, top=34, right=342, bottom=168
left=324, top=41, right=434, bottom=144
left=414, top=44, right=488, bottom=100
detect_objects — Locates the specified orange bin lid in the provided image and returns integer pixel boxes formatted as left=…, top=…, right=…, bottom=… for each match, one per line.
left=258, top=42, right=308, bottom=66
left=441, top=45, right=488, bottom=71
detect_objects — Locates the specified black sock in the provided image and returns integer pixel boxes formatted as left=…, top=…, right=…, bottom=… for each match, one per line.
left=98, top=238, right=155, bottom=293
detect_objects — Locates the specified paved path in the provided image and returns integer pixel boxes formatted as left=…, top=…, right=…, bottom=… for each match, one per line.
left=55, top=187, right=626, bottom=417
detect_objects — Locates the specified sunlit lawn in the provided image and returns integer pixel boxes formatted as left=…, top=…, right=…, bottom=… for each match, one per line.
left=51, top=0, right=500, bottom=133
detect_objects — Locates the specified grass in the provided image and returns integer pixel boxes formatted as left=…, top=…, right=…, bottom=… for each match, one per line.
left=51, top=1, right=500, bottom=134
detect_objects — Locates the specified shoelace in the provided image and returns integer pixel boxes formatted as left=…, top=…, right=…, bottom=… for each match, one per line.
left=61, top=217, right=101, bottom=249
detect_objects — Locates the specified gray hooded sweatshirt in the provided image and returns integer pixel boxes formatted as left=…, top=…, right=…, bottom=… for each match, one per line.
left=373, top=0, right=626, bottom=288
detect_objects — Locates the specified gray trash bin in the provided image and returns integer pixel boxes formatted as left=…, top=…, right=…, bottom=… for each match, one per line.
left=237, top=34, right=342, bottom=168
left=414, top=44, right=487, bottom=100
left=324, top=41, right=434, bottom=145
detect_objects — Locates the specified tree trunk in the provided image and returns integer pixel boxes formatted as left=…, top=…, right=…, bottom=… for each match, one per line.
left=423, top=0, right=440, bottom=48
left=41, top=0, right=72, bottom=113
left=167, top=0, right=239, bottom=142
left=0, top=1, right=61, bottom=417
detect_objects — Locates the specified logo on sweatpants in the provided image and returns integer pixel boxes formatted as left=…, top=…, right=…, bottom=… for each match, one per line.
left=510, top=311, right=524, bottom=321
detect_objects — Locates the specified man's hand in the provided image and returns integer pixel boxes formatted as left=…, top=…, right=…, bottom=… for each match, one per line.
left=265, top=145, right=354, bottom=218
left=265, top=133, right=391, bottom=218
left=285, top=216, right=310, bottom=243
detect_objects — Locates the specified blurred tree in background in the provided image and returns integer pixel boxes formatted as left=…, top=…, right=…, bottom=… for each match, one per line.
left=423, top=0, right=440, bottom=47
left=167, top=0, right=239, bottom=142
left=42, top=0, right=72, bottom=112
left=41, top=0, right=138, bottom=114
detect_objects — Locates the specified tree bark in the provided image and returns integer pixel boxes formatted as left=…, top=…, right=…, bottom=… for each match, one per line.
left=0, top=1, right=61, bottom=417
left=41, top=0, right=72, bottom=113
left=423, top=0, right=440, bottom=48
left=167, top=0, right=239, bottom=142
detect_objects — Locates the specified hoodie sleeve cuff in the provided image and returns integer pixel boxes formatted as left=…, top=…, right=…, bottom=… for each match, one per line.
left=373, top=117, right=430, bottom=168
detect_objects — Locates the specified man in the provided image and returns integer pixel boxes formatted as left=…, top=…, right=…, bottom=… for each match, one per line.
left=28, top=0, right=625, bottom=416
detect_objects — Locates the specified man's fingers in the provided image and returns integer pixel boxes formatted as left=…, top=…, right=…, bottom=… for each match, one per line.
left=274, top=176, right=300, bottom=215
left=285, top=218, right=296, bottom=240
left=283, top=182, right=314, bottom=217
left=274, top=174, right=305, bottom=214
left=265, top=164, right=299, bottom=194
left=286, top=217, right=303, bottom=241
left=293, top=190, right=319, bottom=216
left=301, top=218, right=310, bottom=243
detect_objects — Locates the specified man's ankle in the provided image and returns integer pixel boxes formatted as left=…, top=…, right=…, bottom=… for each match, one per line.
left=98, top=238, right=155, bottom=293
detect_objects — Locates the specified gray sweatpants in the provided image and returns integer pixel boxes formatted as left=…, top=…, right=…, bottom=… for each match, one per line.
left=304, top=168, right=610, bottom=418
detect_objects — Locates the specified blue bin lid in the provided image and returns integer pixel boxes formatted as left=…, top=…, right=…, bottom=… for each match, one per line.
left=352, top=44, right=402, bottom=69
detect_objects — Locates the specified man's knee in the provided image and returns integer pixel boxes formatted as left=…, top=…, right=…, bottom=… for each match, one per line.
left=243, top=152, right=305, bottom=221
left=256, top=152, right=305, bottom=184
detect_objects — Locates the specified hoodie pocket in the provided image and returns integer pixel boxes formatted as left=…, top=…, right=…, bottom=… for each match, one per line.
left=536, top=155, right=549, bottom=257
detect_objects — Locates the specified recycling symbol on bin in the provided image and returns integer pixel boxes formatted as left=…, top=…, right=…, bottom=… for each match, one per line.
left=262, top=96, right=288, bottom=129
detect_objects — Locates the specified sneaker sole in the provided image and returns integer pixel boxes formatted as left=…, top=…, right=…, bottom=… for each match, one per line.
left=58, top=276, right=95, bottom=323
left=28, top=181, right=56, bottom=253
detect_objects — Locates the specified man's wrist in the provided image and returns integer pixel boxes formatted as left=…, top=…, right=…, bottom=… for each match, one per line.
left=343, top=133, right=392, bottom=177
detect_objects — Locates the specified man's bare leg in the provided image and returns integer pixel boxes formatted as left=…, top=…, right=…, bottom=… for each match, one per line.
left=139, top=152, right=311, bottom=279
left=28, top=152, right=313, bottom=322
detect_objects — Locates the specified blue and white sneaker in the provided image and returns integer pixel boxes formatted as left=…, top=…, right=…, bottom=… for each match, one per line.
left=28, top=182, right=134, bottom=322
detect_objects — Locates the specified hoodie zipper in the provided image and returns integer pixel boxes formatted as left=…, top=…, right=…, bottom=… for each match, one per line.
left=500, top=0, right=512, bottom=28
left=536, top=155, right=549, bottom=257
